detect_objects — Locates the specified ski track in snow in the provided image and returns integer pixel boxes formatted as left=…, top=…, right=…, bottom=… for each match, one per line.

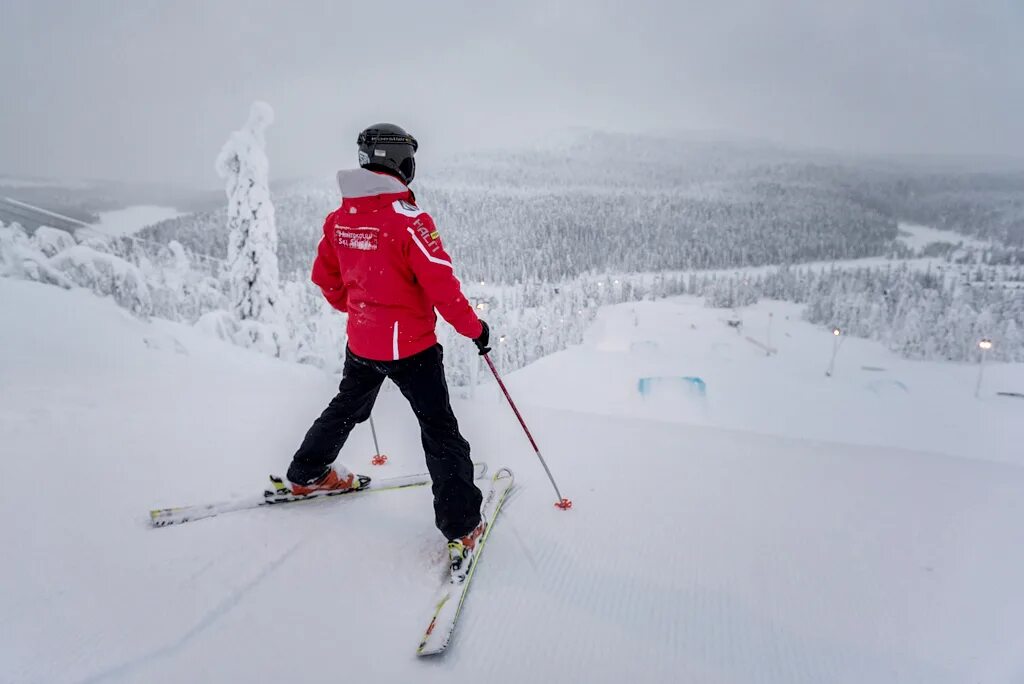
left=2, top=278, right=1023, bottom=683
left=77, top=539, right=304, bottom=684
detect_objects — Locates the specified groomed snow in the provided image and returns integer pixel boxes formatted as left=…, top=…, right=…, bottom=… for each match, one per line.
left=2, top=278, right=1023, bottom=683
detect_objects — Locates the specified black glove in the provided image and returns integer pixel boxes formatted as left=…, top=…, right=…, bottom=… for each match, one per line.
left=473, top=320, right=491, bottom=356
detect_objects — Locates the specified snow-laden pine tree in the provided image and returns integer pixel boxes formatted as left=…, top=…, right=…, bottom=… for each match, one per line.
left=1005, top=319, right=1022, bottom=362
left=215, top=101, right=280, bottom=328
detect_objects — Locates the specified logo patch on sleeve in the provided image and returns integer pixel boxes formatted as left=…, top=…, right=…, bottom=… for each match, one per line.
left=413, top=219, right=443, bottom=253
left=334, top=225, right=379, bottom=251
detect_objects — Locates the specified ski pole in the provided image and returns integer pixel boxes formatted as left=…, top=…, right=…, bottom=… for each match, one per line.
left=369, top=416, right=387, bottom=465
left=483, top=354, right=572, bottom=510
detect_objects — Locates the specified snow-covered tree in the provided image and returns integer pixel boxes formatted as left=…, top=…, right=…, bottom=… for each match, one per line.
left=0, top=221, right=72, bottom=287
left=50, top=245, right=152, bottom=315
left=215, top=101, right=280, bottom=326
left=32, top=226, right=76, bottom=257
left=1005, top=319, right=1022, bottom=358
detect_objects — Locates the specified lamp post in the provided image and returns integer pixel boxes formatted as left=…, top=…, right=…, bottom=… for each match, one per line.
left=496, top=333, right=506, bottom=374
left=975, top=338, right=993, bottom=398
left=826, top=327, right=843, bottom=377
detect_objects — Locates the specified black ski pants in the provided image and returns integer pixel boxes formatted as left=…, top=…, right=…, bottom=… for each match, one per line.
left=287, top=344, right=482, bottom=540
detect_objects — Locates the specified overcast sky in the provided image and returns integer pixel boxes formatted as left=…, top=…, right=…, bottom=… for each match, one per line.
left=2, top=0, right=1021, bottom=187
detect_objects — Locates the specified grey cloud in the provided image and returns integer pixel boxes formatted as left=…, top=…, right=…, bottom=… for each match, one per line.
left=1, top=0, right=1021, bottom=187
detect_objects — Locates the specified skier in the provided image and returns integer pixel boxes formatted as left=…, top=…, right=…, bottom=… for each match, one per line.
left=286, top=123, right=489, bottom=578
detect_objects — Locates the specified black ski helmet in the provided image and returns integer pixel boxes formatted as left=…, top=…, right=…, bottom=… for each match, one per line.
left=357, top=123, right=418, bottom=184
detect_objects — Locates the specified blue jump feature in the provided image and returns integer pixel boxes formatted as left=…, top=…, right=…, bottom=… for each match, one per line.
left=637, top=376, right=707, bottom=397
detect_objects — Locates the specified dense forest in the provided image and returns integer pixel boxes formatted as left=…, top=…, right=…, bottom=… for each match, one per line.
left=4, top=133, right=1023, bottom=381
left=139, top=134, right=1023, bottom=283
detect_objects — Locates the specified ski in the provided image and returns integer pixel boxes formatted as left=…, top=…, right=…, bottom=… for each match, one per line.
left=149, top=462, right=488, bottom=528
left=417, top=467, right=514, bottom=656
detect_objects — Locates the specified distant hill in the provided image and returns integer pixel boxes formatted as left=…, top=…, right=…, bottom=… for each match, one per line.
left=0, top=175, right=222, bottom=226
left=122, top=131, right=1024, bottom=280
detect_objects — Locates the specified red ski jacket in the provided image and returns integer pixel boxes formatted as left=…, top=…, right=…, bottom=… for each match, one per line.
left=311, top=169, right=483, bottom=361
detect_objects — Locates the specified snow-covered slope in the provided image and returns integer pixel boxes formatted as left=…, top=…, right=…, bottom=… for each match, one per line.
left=509, top=297, right=1024, bottom=466
left=897, top=222, right=991, bottom=254
left=2, top=279, right=1024, bottom=683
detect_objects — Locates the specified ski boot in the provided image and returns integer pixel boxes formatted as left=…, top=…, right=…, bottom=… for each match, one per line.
left=448, top=516, right=487, bottom=584
left=289, top=467, right=367, bottom=496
